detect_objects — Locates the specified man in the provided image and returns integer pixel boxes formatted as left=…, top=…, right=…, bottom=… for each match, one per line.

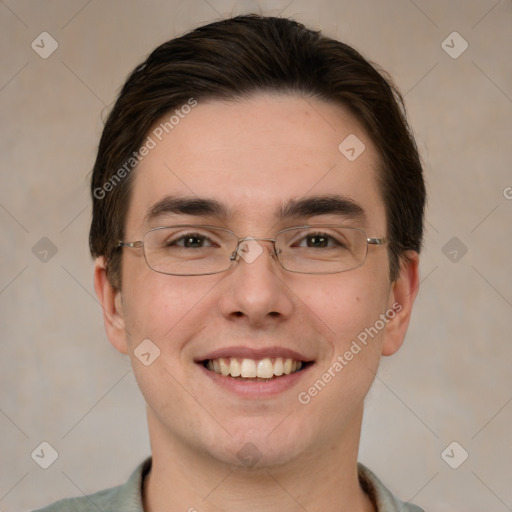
left=37, top=14, right=425, bottom=512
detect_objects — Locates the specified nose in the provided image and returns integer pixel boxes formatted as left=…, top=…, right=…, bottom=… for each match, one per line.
left=218, top=238, right=294, bottom=328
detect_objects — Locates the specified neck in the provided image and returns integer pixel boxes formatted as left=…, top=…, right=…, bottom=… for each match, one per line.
left=142, top=408, right=375, bottom=512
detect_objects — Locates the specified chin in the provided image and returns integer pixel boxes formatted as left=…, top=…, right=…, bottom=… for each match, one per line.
left=200, top=420, right=314, bottom=471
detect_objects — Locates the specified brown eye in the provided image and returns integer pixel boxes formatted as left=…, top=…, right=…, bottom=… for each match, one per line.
left=306, top=235, right=329, bottom=248
left=295, top=232, right=343, bottom=249
left=165, top=233, right=216, bottom=249
left=182, top=235, right=206, bottom=248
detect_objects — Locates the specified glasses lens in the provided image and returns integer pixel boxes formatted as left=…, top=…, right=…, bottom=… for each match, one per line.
left=276, top=226, right=368, bottom=274
left=143, top=226, right=237, bottom=275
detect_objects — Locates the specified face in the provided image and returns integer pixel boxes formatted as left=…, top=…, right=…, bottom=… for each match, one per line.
left=95, top=93, right=418, bottom=469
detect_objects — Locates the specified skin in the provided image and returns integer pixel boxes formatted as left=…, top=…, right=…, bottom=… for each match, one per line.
left=94, top=93, right=419, bottom=512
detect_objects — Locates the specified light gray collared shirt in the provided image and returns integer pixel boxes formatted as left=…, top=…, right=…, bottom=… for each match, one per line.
left=34, top=458, right=424, bottom=512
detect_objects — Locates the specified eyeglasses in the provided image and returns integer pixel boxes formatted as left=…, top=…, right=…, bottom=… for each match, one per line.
left=117, top=225, right=387, bottom=276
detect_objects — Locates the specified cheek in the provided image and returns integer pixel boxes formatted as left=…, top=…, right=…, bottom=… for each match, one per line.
left=294, top=270, right=390, bottom=350
left=121, top=280, right=180, bottom=341
left=119, top=276, right=204, bottom=411
left=121, top=256, right=200, bottom=334
left=120, top=270, right=221, bottom=365
left=294, top=278, right=391, bottom=428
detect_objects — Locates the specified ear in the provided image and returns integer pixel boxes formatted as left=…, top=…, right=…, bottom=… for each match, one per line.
left=93, top=256, right=128, bottom=355
left=381, top=251, right=420, bottom=357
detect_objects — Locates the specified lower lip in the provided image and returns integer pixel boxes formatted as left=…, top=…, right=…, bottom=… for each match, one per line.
left=198, top=363, right=313, bottom=398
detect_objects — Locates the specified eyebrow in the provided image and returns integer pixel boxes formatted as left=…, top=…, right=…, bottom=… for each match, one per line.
left=144, top=194, right=365, bottom=225
left=278, top=194, right=365, bottom=222
left=144, top=196, right=232, bottom=224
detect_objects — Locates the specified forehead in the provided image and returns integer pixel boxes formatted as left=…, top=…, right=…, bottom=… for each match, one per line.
left=125, top=93, right=386, bottom=234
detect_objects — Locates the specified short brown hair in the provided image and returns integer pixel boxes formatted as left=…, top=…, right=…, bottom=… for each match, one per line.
left=89, top=14, right=425, bottom=289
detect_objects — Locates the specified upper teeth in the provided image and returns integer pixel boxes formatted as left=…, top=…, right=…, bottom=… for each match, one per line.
left=206, top=357, right=303, bottom=379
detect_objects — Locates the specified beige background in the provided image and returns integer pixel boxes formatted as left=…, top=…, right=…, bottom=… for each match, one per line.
left=1, top=1, right=511, bottom=511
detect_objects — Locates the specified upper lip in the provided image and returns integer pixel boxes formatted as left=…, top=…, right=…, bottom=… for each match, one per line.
left=195, top=346, right=313, bottom=363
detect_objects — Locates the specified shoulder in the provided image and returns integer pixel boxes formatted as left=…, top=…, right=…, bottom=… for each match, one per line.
left=32, top=486, right=122, bottom=512
left=358, top=463, right=425, bottom=512
left=32, top=458, right=151, bottom=512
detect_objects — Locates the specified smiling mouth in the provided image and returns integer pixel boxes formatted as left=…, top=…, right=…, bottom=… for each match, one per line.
left=204, top=357, right=311, bottom=381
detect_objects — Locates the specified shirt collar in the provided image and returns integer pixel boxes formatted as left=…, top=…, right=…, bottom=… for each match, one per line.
left=120, top=458, right=423, bottom=512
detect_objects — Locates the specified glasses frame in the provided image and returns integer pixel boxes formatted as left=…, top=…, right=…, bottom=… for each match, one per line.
left=117, top=224, right=387, bottom=276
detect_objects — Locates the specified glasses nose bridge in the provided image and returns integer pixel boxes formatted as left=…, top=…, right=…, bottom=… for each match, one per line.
left=237, top=235, right=276, bottom=243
